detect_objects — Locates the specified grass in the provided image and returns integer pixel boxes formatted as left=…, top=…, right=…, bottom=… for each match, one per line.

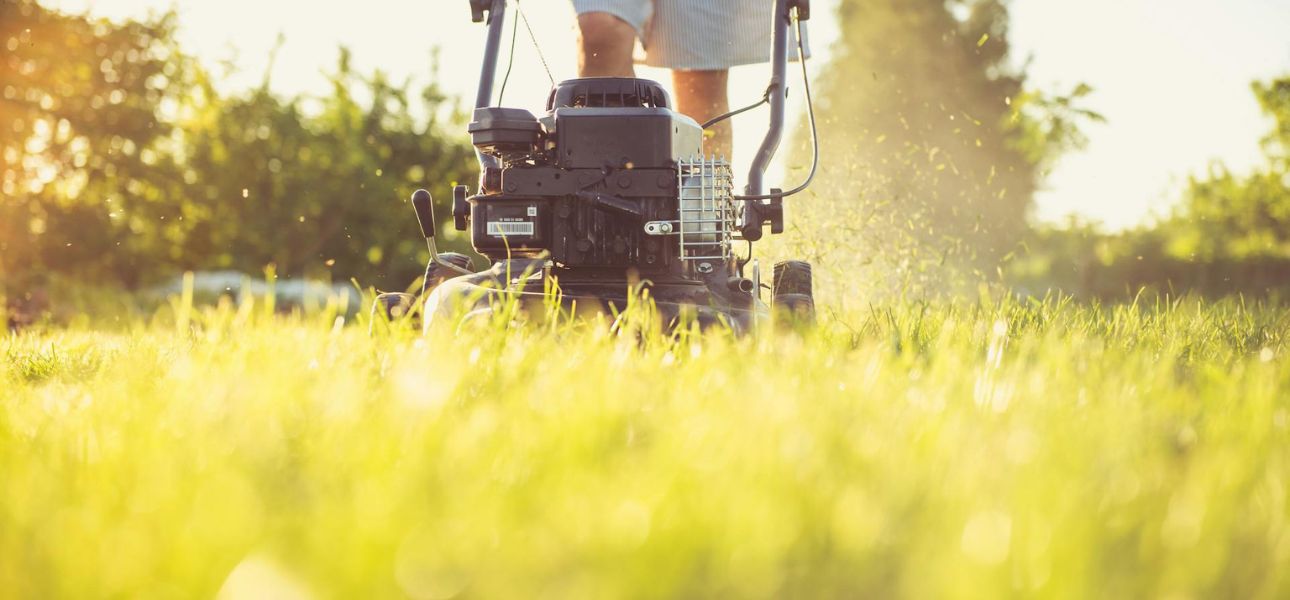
left=2, top=290, right=1289, bottom=598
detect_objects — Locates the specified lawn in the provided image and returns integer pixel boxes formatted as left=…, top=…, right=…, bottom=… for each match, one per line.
left=2, top=292, right=1288, bottom=598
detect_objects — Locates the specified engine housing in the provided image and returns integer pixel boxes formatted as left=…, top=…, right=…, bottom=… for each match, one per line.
left=464, top=78, right=717, bottom=281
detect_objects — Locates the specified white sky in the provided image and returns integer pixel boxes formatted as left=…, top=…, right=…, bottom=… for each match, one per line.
left=45, top=0, right=1290, bottom=230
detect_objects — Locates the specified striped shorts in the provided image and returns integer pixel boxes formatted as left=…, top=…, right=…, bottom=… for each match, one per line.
left=571, top=0, right=808, bottom=70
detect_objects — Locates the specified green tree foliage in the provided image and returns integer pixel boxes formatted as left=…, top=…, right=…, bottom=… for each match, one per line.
left=1165, top=78, right=1290, bottom=262
left=1008, top=76, right=1290, bottom=298
left=789, top=0, right=1094, bottom=283
left=1, top=0, right=186, bottom=287
left=174, top=49, right=476, bottom=287
left=1, top=0, right=476, bottom=293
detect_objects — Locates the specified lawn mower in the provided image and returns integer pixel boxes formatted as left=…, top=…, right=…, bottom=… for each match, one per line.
left=375, top=0, right=818, bottom=334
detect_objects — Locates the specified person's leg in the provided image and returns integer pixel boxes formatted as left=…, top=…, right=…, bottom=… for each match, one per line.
left=672, top=69, right=732, bottom=159
left=576, top=12, right=637, bottom=77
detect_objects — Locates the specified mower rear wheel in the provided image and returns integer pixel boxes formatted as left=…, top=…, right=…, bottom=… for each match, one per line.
left=772, top=260, right=815, bottom=326
left=773, top=260, right=813, bottom=296
left=424, top=252, right=474, bottom=290
left=370, top=292, right=418, bottom=334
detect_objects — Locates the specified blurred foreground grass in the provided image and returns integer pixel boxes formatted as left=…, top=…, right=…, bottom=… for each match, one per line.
left=2, top=293, right=1290, bottom=598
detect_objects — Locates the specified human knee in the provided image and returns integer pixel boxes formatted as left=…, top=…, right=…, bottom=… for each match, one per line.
left=673, top=70, right=729, bottom=115
left=577, top=12, right=635, bottom=57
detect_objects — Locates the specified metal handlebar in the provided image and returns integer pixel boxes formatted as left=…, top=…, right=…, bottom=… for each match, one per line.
left=468, top=0, right=810, bottom=199
left=471, top=0, right=507, bottom=176
left=744, top=0, right=793, bottom=198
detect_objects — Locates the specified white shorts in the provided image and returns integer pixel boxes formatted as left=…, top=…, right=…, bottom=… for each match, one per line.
left=571, top=0, right=808, bottom=70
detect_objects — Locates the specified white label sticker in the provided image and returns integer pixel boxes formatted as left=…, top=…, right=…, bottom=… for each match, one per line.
left=526, top=206, right=538, bottom=217
left=487, top=221, right=535, bottom=236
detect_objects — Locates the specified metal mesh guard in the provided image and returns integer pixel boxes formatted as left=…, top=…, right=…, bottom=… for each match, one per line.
left=677, top=156, right=735, bottom=263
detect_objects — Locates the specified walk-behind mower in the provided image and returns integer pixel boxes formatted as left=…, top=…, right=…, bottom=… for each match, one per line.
left=375, top=0, right=818, bottom=334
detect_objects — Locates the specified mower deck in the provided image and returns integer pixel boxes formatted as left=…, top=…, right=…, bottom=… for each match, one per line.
left=423, top=259, right=768, bottom=334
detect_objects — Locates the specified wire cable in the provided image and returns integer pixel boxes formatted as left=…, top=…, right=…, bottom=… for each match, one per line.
left=516, top=0, right=556, bottom=87
left=702, top=90, right=770, bottom=130
left=496, top=1, right=521, bottom=104
left=732, top=12, right=818, bottom=201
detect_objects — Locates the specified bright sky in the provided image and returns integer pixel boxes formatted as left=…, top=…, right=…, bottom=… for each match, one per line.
left=46, top=0, right=1290, bottom=230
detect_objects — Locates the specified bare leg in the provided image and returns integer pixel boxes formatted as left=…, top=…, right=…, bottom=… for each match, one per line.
left=576, top=12, right=636, bottom=77
left=577, top=15, right=732, bottom=158
left=672, top=69, right=732, bottom=159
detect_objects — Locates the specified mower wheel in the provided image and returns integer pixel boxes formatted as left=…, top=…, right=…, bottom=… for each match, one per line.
left=424, top=252, right=474, bottom=290
left=773, top=292, right=815, bottom=326
left=438, top=252, right=475, bottom=271
left=370, top=292, right=418, bottom=335
left=772, top=260, right=815, bottom=326
left=773, top=260, right=813, bottom=296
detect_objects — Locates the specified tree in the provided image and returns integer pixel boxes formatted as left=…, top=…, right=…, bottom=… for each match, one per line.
left=174, top=49, right=476, bottom=289
left=1, top=0, right=477, bottom=294
left=1164, top=77, right=1290, bottom=263
left=1006, top=75, right=1290, bottom=298
left=1, top=0, right=187, bottom=287
left=788, top=0, right=1090, bottom=283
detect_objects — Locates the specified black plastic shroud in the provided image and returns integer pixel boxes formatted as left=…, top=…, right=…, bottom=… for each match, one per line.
left=546, top=78, right=672, bottom=110
left=466, top=78, right=705, bottom=277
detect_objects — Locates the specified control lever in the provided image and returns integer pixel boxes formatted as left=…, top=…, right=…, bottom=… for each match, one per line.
left=739, top=188, right=785, bottom=241
left=411, top=189, right=473, bottom=278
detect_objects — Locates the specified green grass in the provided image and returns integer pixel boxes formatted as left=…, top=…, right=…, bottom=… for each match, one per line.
left=2, top=292, right=1289, bottom=598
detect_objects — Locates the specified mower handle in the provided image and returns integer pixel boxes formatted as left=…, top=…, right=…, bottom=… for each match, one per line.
left=470, top=0, right=507, bottom=178
left=745, top=0, right=798, bottom=198
left=467, top=0, right=808, bottom=198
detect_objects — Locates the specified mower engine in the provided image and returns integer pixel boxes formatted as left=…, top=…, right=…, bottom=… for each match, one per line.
left=371, top=0, right=815, bottom=333
left=453, top=78, right=761, bottom=320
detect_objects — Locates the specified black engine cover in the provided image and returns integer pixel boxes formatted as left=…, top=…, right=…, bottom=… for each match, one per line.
left=468, top=78, right=705, bottom=276
left=554, top=107, right=702, bottom=170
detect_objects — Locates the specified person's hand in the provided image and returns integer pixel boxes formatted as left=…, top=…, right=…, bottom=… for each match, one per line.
left=789, top=0, right=810, bottom=20
left=470, top=0, right=492, bottom=23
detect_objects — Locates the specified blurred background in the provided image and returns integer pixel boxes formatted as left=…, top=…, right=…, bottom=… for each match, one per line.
left=4, top=0, right=1290, bottom=310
